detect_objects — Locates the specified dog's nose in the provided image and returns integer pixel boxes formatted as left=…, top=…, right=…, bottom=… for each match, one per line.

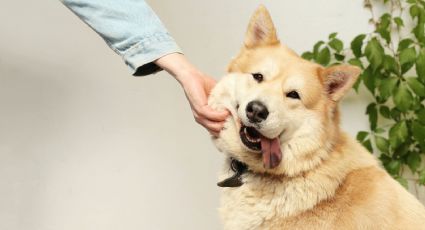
left=246, top=101, right=269, bottom=123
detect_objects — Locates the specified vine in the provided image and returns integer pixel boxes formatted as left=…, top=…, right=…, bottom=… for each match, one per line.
left=302, top=0, right=425, bottom=188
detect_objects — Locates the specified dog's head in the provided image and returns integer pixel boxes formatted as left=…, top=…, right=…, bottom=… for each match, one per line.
left=209, top=6, right=361, bottom=177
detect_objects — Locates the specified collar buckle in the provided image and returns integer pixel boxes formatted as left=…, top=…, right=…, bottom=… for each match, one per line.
left=217, top=158, right=247, bottom=188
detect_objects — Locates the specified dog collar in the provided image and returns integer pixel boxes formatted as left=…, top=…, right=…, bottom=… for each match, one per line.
left=217, top=158, right=248, bottom=187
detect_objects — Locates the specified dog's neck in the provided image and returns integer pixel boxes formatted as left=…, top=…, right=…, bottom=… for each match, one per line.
left=218, top=158, right=290, bottom=188
left=221, top=134, right=377, bottom=218
left=217, top=158, right=247, bottom=187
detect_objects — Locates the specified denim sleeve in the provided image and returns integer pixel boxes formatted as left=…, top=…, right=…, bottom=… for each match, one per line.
left=60, top=0, right=182, bottom=76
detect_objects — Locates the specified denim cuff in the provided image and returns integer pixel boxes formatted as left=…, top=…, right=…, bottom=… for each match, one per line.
left=123, top=33, right=182, bottom=76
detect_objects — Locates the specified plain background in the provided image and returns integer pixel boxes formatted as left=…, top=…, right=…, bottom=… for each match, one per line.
left=0, top=0, right=423, bottom=230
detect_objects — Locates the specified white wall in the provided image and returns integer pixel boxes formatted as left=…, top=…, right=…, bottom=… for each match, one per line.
left=0, top=1, right=422, bottom=230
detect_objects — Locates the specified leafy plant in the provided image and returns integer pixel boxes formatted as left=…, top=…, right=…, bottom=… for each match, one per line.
left=302, top=0, right=425, bottom=188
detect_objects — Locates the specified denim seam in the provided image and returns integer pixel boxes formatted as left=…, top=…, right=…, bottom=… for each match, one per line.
left=122, top=32, right=174, bottom=58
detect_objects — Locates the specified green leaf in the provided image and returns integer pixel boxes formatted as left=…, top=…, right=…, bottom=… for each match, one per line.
left=407, top=152, right=421, bottom=172
left=334, top=53, right=345, bottom=61
left=317, top=47, right=331, bottom=66
left=365, top=38, right=385, bottom=72
left=418, top=108, right=425, bottom=124
left=399, top=48, right=416, bottom=66
left=394, top=17, right=404, bottom=27
left=413, top=21, right=425, bottom=43
left=352, top=76, right=362, bottom=92
left=406, top=78, right=425, bottom=97
left=329, top=32, right=338, bottom=39
left=398, top=39, right=414, bottom=52
left=363, top=139, right=373, bottom=153
left=412, top=121, right=425, bottom=149
left=379, top=77, right=398, bottom=101
left=390, top=108, right=402, bottom=121
left=386, top=160, right=401, bottom=175
left=380, top=154, right=391, bottom=165
left=393, top=83, right=413, bottom=112
left=362, top=67, right=376, bottom=94
left=301, top=51, right=314, bottom=60
left=378, top=30, right=391, bottom=45
left=394, top=143, right=411, bottom=157
left=376, top=96, right=386, bottom=104
left=383, top=55, right=399, bottom=75
left=416, top=48, right=425, bottom=83
left=348, top=58, right=363, bottom=68
left=366, top=103, right=378, bottom=131
left=379, top=13, right=392, bottom=24
left=410, top=5, right=420, bottom=18
left=329, top=38, right=344, bottom=52
left=389, top=121, right=409, bottom=149
left=411, top=97, right=423, bottom=111
left=380, top=105, right=391, bottom=119
left=377, top=14, right=391, bottom=43
left=313, top=41, right=325, bottom=59
left=395, top=176, right=408, bottom=189
left=375, top=136, right=389, bottom=153
left=351, top=34, right=366, bottom=58
left=375, top=128, right=386, bottom=133
left=399, top=47, right=417, bottom=73
left=419, top=169, right=425, bottom=185
left=357, top=131, right=369, bottom=142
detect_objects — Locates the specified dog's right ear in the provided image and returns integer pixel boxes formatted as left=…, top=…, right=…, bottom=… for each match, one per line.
left=321, top=65, right=361, bottom=102
left=244, top=5, right=280, bottom=48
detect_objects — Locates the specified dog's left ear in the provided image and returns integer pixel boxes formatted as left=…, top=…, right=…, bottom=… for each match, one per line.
left=321, top=65, right=361, bottom=101
left=245, top=5, right=280, bottom=48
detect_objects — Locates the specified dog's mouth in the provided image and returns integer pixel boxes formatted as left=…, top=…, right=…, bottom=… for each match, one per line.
left=239, top=126, right=262, bottom=151
left=239, top=125, right=282, bottom=169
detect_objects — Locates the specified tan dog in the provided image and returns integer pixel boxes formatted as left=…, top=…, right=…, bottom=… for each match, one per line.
left=208, top=5, right=425, bottom=230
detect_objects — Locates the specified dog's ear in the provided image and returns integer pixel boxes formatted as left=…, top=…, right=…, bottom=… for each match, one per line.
left=321, top=65, right=361, bottom=101
left=244, top=5, right=279, bottom=48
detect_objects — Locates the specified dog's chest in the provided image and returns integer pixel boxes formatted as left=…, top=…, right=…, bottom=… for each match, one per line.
left=219, top=186, right=279, bottom=230
left=219, top=178, right=311, bottom=229
left=218, top=173, right=342, bottom=230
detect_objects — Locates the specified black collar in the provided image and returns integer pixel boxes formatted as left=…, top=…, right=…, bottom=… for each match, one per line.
left=217, top=158, right=248, bottom=187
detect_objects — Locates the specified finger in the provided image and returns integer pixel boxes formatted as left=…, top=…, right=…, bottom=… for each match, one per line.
left=209, top=131, right=220, bottom=137
left=196, top=117, right=225, bottom=133
left=204, top=120, right=224, bottom=133
left=197, top=105, right=230, bottom=122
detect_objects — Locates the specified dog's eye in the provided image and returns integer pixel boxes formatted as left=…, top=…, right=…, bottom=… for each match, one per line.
left=251, top=73, right=263, bottom=83
left=286, top=91, right=300, bottom=99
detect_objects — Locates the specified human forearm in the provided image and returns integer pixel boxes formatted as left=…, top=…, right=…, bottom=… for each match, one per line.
left=60, top=0, right=181, bottom=76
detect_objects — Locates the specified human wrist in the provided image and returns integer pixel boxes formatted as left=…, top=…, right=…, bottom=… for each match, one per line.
left=154, top=53, right=201, bottom=85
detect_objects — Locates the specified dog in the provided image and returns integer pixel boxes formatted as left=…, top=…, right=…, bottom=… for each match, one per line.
left=208, top=5, right=425, bottom=230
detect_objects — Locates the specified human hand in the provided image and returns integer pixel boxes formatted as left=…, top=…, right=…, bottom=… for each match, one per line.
left=155, top=53, right=229, bottom=136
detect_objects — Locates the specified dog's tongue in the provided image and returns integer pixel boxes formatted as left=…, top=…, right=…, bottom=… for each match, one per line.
left=261, top=136, right=282, bottom=169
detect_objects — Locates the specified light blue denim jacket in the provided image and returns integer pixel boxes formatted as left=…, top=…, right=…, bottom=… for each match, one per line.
left=61, top=0, right=182, bottom=76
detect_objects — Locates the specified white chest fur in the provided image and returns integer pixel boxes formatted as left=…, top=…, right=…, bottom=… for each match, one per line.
left=219, top=172, right=340, bottom=230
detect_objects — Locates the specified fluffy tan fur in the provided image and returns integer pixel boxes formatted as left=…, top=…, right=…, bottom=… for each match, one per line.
left=208, top=5, right=425, bottom=230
